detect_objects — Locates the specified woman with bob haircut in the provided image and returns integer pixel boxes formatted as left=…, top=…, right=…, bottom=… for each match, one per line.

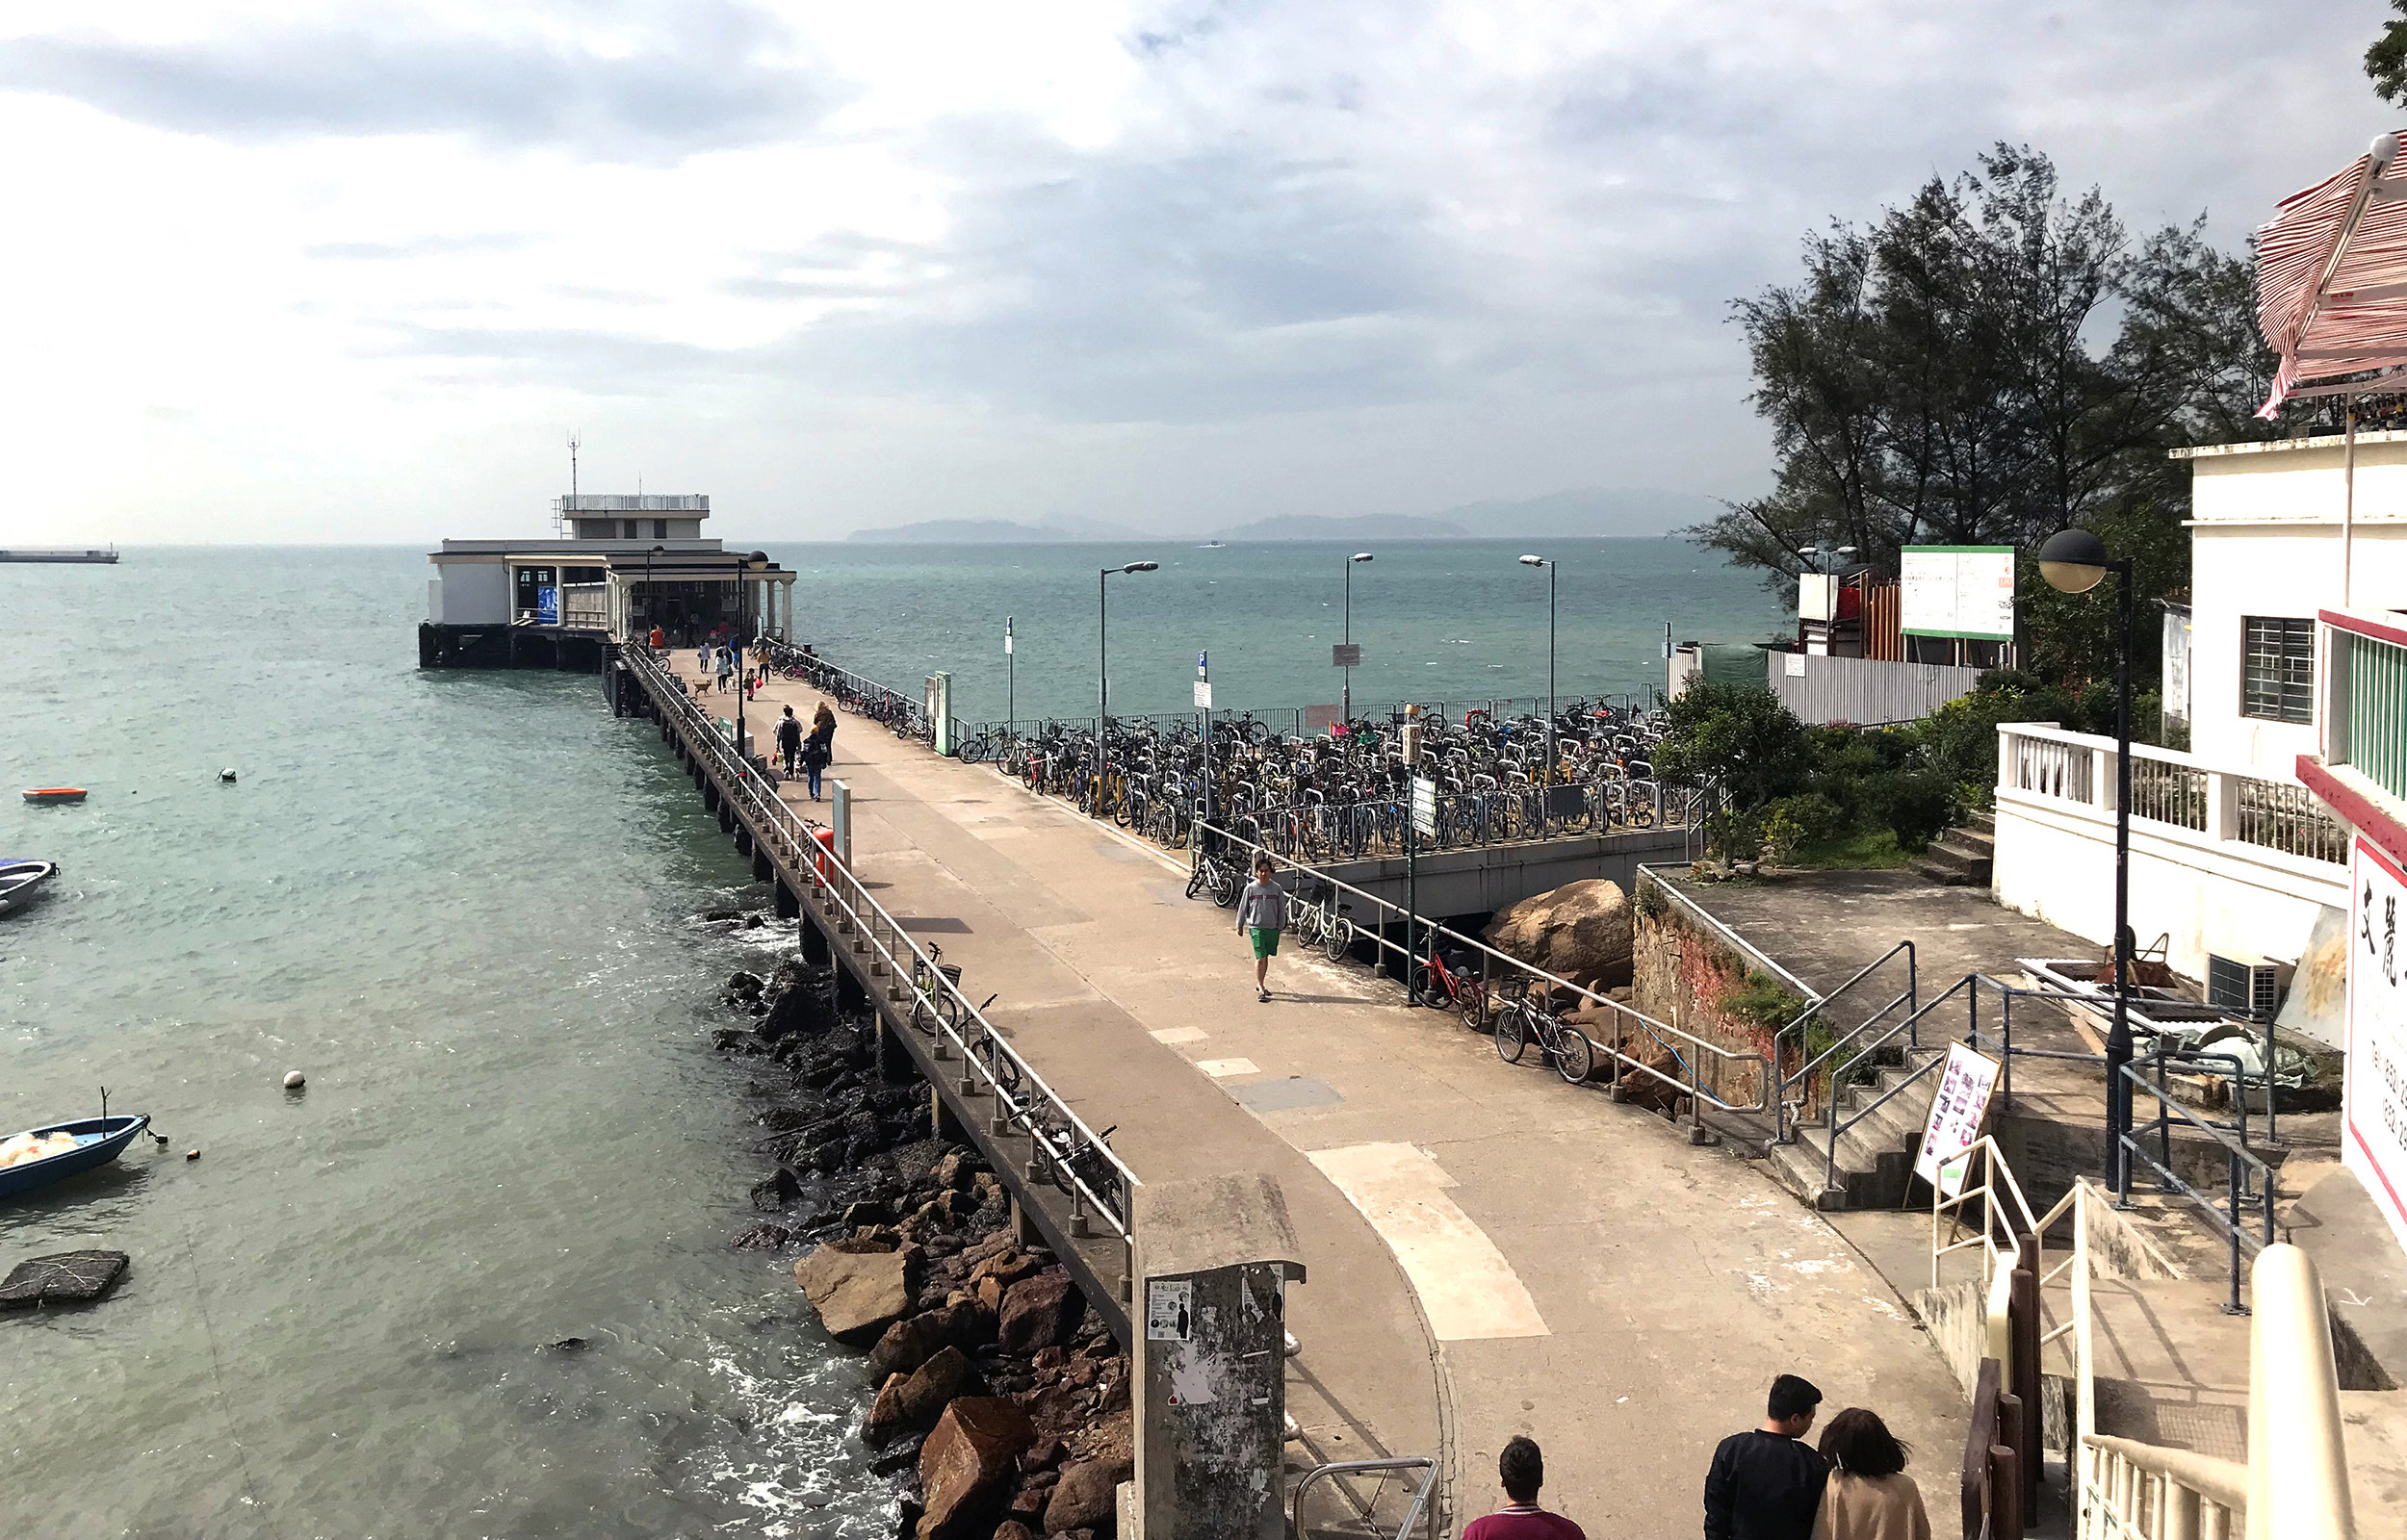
left=1812, top=1408, right=1929, bottom=1540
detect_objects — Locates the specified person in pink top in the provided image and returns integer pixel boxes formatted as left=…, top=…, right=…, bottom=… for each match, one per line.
left=1463, top=1437, right=1586, bottom=1540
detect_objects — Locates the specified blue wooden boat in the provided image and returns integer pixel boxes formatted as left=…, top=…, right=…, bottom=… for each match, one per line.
left=0, top=1116, right=150, bottom=1198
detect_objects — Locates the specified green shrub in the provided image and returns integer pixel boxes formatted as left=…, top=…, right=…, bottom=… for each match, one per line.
left=1722, top=968, right=1808, bottom=1033
left=1877, top=768, right=1958, bottom=851
left=1760, top=792, right=1844, bottom=861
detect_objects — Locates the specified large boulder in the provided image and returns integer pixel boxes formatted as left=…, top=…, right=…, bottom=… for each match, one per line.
left=997, top=1270, right=1084, bottom=1354
left=1483, top=879, right=1632, bottom=991
left=1045, top=1451, right=1132, bottom=1534
left=865, top=1345, right=978, bottom=1443
left=919, top=1396, right=1036, bottom=1539
left=794, top=1243, right=917, bottom=1345
left=868, top=1299, right=997, bottom=1380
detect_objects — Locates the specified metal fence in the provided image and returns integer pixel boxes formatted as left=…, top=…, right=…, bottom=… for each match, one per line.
left=1764, top=651, right=1987, bottom=727
left=1192, top=818, right=1773, bottom=1119
left=758, top=639, right=927, bottom=742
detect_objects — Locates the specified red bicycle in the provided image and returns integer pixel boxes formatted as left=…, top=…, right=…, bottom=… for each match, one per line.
left=1410, top=939, right=1488, bottom=1029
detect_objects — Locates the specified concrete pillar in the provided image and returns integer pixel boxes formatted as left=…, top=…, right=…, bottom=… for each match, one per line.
left=930, top=1085, right=966, bottom=1142
left=735, top=824, right=755, bottom=858
left=801, top=914, right=831, bottom=966
left=752, top=847, right=773, bottom=882
left=774, top=879, right=799, bottom=919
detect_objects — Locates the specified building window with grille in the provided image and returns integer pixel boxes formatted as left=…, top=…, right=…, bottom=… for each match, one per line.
left=2241, top=616, right=2316, bottom=723
left=653, top=519, right=668, bottom=538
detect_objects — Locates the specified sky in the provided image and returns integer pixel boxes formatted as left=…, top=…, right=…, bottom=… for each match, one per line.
left=0, top=1, right=2397, bottom=545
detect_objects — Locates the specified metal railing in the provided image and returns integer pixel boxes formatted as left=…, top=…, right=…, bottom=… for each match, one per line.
left=2115, top=1055, right=2277, bottom=1316
left=1290, top=1457, right=1440, bottom=1540
left=2127, top=755, right=2207, bottom=832
left=757, top=639, right=926, bottom=740
left=2235, top=775, right=2351, bottom=863
left=623, top=644, right=1139, bottom=1245
left=1192, top=819, right=1772, bottom=1123
left=1769, top=939, right=1917, bottom=1140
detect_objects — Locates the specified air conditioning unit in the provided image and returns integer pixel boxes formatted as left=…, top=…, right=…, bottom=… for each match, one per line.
left=2206, top=952, right=2291, bottom=1021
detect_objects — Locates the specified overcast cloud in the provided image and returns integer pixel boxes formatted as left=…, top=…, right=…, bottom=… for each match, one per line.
left=0, top=1, right=2392, bottom=543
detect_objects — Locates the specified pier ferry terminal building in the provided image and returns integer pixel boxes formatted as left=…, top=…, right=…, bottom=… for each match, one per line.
left=419, top=494, right=795, bottom=670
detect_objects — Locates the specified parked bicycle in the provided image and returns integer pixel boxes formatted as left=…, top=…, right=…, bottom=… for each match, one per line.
left=1493, top=984, right=1594, bottom=1084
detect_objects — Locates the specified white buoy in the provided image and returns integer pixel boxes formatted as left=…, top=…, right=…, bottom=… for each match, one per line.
left=283, top=1069, right=306, bottom=1090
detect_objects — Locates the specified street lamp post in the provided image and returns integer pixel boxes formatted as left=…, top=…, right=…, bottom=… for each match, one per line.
left=2037, top=527, right=2136, bottom=1196
left=1098, top=561, right=1160, bottom=820
left=1518, top=555, right=1557, bottom=787
left=1343, top=552, right=1373, bottom=724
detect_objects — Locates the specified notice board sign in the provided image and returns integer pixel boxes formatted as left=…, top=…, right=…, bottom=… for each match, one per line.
left=1914, top=1042, right=2002, bottom=1198
left=2346, top=835, right=2407, bottom=1257
left=1902, top=546, right=2015, bottom=641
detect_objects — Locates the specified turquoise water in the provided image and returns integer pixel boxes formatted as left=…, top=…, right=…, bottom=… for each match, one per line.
left=1, top=550, right=883, bottom=1538
left=0, top=540, right=1777, bottom=1536
left=765, top=537, right=1784, bottom=725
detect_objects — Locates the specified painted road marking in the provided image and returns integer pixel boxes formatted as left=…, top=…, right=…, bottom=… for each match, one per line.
left=1151, top=1026, right=1207, bottom=1045
left=1196, top=1057, right=1259, bottom=1078
left=1307, top=1142, right=1549, bottom=1341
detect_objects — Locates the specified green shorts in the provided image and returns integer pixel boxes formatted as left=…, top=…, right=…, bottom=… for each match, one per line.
left=1249, top=927, right=1281, bottom=960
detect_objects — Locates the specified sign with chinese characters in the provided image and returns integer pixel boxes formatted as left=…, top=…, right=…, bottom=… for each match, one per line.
left=1332, top=643, right=1361, bottom=668
left=536, top=585, right=559, bottom=626
left=1411, top=776, right=1437, bottom=838
left=1146, top=1278, right=1193, bottom=1341
left=1914, top=1042, right=2002, bottom=1198
left=1194, top=680, right=1212, bottom=709
left=1902, top=546, right=2015, bottom=641
left=2346, top=835, right=2407, bottom=1257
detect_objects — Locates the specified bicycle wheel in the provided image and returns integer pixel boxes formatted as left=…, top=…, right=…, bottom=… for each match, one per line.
left=1552, top=1021, right=1593, bottom=1084
left=1211, top=863, right=1239, bottom=907
left=1409, top=964, right=1436, bottom=1005
left=1186, top=861, right=1208, bottom=900
left=1493, top=1006, right=1528, bottom=1064
left=1322, top=915, right=1353, bottom=962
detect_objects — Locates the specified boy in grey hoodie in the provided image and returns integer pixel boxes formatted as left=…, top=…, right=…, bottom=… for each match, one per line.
left=1234, top=855, right=1288, bottom=1003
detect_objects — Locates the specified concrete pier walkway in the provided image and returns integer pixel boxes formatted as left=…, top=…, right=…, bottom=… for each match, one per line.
left=703, top=662, right=1971, bottom=1538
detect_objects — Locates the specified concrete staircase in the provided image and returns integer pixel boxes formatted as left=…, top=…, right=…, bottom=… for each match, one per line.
left=1763, top=1044, right=1949, bottom=1210
left=1915, top=808, right=1995, bottom=887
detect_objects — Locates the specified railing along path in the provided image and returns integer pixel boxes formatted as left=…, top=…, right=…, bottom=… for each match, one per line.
left=623, top=644, right=1137, bottom=1246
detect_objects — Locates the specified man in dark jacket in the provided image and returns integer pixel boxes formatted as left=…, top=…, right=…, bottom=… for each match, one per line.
left=774, top=706, right=804, bottom=776
left=1703, top=1373, right=1826, bottom=1540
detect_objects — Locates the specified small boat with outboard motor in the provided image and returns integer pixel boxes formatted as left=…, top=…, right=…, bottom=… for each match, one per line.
left=0, top=1115, right=151, bottom=1199
left=21, top=787, right=87, bottom=805
left=0, top=860, right=58, bottom=914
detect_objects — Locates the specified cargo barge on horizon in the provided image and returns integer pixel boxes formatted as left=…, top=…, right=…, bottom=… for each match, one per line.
left=0, top=547, right=117, bottom=564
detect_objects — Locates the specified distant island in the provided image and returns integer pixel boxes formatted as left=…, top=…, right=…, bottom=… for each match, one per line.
left=837, top=486, right=1725, bottom=543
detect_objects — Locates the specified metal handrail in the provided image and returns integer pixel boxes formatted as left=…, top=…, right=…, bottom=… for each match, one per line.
left=1633, top=866, right=1819, bottom=1000
left=2115, top=1058, right=2276, bottom=1315
left=1193, top=819, right=1772, bottom=1120
left=1290, top=1456, right=1440, bottom=1540
left=757, top=638, right=923, bottom=735
left=624, top=644, right=1139, bottom=1242
left=1770, top=939, right=1917, bottom=1142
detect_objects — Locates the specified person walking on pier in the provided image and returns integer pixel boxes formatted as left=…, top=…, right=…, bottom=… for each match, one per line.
left=775, top=706, right=804, bottom=777
left=1810, top=1408, right=1928, bottom=1540
left=1704, top=1373, right=1827, bottom=1540
left=1463, top=1436, right=1585, bottom=1539
left=715, top=646, right=734, bottom=692
left=802, top=708, right=834, bottom=800
left=1234, top=855, right=1288, bottom=1003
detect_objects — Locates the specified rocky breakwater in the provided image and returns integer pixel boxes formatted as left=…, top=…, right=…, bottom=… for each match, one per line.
left=712, top=943, right=1132, bottom=1540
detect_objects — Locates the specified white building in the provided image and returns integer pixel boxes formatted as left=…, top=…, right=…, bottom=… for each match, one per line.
left=1990, top=429, right=2407, bottom=1003
left=424, top=494, right=797, bottom=659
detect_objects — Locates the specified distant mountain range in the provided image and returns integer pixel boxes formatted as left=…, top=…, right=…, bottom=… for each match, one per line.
left=839, top=487, right=1723, bottom=544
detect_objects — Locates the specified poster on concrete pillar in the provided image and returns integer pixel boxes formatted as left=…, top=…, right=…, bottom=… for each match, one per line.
left=2345, top=835, right=2407, bottom=1257
left=1146, top=1278, right=1193, bottom=1341
left=1914, top=1041, right=2002, bottom=1199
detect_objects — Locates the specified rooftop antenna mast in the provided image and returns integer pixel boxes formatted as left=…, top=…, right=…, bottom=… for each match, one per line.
left=561, top=430, right=582, bottom=536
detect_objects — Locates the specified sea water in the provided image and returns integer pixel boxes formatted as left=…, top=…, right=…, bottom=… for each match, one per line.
left=0, top=541, right=1779, bottom=1536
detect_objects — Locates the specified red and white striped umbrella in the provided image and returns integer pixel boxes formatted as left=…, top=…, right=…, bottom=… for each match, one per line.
left=2256, top=130, right=2407, bottom=417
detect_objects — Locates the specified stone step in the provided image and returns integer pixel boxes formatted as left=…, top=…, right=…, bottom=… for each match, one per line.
left=1914, top=840, right=1993, bottom=887
left=1944, top=824, right=1995, bottom=856
left=1963, top=807, right=1996, bottom=834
